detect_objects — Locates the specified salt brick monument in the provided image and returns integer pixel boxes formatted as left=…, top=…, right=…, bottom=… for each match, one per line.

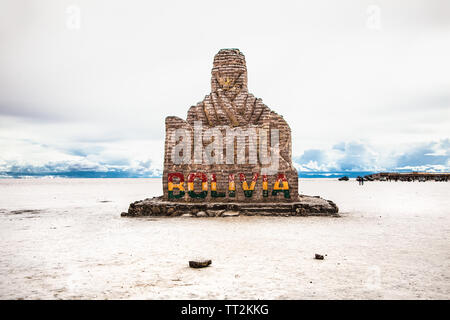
left=123, top=49, right=338, bottom=217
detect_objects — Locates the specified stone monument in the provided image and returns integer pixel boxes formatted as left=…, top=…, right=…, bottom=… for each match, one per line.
left=122, top=49, right=338, bottom=217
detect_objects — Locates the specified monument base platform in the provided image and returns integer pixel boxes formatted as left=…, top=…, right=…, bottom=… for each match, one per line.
left=121, top=195, right=339, bottom=217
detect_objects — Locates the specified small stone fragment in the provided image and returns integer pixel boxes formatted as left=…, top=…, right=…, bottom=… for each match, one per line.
left=315, top=254, right=324, bottom=260
left=189, top=260, right=212, bottom=268
left=196, top=211, right=207, bottom=217
left=181, top=213, right=193, bottom=218
left=206, top=209, right=225, bottom=217
left=222, top=211, right=240, bottom=217
left=151, top=206, right=161, bottom=215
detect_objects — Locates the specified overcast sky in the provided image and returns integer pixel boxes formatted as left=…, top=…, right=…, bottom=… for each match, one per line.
left=0, top=0, right=449, bottom=177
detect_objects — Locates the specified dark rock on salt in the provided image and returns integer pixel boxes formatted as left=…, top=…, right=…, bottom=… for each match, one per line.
left=189, top=260, right=212, bottom=268
left=315, top=254, right=324, bottom=260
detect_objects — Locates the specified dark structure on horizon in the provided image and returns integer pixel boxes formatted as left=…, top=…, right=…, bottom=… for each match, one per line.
left=364, top=172, right=449, bottom=182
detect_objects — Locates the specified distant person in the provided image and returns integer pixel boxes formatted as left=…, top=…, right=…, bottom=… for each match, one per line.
left=357, top=176, right=364, bottom=185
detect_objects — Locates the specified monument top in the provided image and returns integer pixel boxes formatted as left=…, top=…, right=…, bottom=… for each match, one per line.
left=187, top=48, right=285, bottom=129
left=211, top=48, right=248, bottom=93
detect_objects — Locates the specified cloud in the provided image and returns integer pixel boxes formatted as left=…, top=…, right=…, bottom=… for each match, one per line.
left=0, top=158, right=162, bottom=178
left=294, top=139, right=450, bottom=173
left=335, top=142, right=379, bottom=171
left=295, top=149, right=326, bottom=164
left=0, top=130, right=164, bottom=178
left=294, top=142, right=380, bottom=172
left=0, top=103, right=67, bottom=122
left=393, top=139, right=449, bottom=170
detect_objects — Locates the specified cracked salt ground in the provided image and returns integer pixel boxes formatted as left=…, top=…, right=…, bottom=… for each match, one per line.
left=0, top=178, right=449, bottom=299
